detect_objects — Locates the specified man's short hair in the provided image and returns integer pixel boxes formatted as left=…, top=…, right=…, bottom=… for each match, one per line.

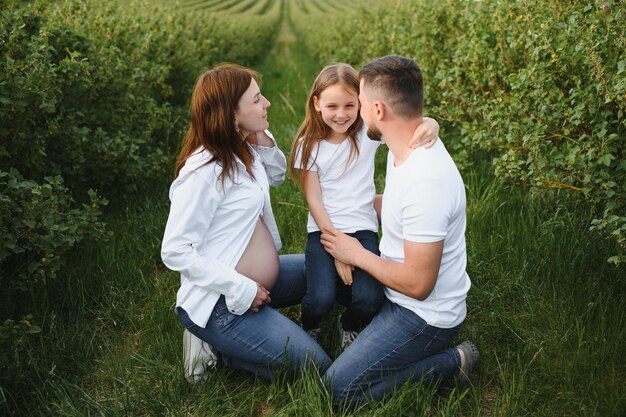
left=359, top=55, right=423, bottom=119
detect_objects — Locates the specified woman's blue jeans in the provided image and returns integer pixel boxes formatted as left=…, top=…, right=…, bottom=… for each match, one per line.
left=322, top=298, right=463, bottom=408
left=177, top=254, right=331, bottom=380
left=301, top=230, right=384, bottom=331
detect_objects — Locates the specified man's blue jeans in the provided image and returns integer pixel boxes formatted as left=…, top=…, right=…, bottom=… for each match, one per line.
left=322, top=298, right=463, bottom=407
left=301, top=230, right=384, bottom=331
left=177, top=254, right=331, bottom=380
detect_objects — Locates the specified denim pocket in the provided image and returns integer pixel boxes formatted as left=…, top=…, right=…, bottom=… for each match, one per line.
left=214, top=301, right=239, bottom=328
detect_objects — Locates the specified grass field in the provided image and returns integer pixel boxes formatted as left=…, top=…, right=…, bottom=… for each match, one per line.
left=2, top=1, right=625, bottom=416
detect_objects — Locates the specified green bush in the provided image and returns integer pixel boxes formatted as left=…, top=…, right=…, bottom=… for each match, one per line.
left=0, top=0, right=279, bottom=303
left=0, top=169, right=108, bottom=295
left=294, top=0, right=626, bottom=263
left=0, top=167, right=107, bottom=400
left=1, top=1, right=170, bottom=194
left=0, top=0, right=279, bottom=196
left=0, top=314, right=42, bottom=401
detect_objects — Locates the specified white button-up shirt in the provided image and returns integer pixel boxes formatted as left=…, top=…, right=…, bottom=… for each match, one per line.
left=161, top=131, right=286, bottom=327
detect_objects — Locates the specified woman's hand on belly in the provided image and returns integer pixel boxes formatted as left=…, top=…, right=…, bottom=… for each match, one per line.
left=250, top=282, right=271, bottom=312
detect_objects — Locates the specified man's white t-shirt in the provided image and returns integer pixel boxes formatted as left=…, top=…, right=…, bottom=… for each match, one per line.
left=381, top=139, right=471, bottom=328
left=293, top=126, right=380, bottom=233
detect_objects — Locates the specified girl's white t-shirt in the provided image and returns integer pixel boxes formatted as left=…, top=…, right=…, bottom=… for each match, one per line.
left=293, top=126, right=380, bottom=233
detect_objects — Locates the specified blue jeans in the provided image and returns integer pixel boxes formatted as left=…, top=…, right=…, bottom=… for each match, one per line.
left=322, top=298, right=462, bottom=407
left=178, top=254, right=331, bottom=380
left=301, top=230, right=384, bottom=331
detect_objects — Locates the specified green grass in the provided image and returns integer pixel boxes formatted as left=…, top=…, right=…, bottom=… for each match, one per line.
left=2, top=1, right=625, bottom=416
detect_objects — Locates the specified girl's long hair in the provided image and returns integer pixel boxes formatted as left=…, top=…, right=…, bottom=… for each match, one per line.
left=175, top=63, right=257, bottom=185
left=288, top=63, right=363, bottom=185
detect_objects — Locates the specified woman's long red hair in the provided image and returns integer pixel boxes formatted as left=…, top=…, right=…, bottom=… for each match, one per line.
left=175, top=63, right=258, bottom=185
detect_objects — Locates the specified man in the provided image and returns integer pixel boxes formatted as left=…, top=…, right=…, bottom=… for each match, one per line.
left=320, top=55, right=478, bottom=407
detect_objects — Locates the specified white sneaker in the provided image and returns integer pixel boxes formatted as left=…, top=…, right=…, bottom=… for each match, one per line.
left=183, top=329, right=217, bottom=383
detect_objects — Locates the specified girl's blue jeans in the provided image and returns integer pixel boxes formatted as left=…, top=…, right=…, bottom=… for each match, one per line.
left=301, top=230, right=384, bottom=331
left=322, top=298, right=463, bottom=408
left=177, top=254, right=331, bottom=380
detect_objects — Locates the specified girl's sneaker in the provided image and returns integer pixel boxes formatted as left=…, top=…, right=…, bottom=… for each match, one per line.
left=305, top=327, right=321, bottom=342
left=183, top=329, right=217, bottom=383
left=338, top=317, right=358, bottom=350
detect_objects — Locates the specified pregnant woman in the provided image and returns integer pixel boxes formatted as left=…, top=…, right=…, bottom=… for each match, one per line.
left=161, top=63, right=331, bottom=382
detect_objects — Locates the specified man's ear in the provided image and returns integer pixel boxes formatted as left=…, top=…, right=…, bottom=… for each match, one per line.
left=374, top=101, right=386, bottom=121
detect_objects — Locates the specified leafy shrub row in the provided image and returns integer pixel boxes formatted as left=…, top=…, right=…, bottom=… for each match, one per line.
left=0, top=169, right=108, bottom=294
left=1, top=0, right=278, bottom=289
left=1, top=0, right=278, bottom=195
left=294, top=0, right=625, bottom=263
left=0, top=168, right=108, bottom=399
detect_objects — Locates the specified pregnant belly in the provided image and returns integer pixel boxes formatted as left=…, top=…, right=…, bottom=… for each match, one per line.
left=235, top=218, right=279, bottom=290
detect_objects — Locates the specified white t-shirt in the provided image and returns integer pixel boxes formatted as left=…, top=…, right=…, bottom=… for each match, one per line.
left=293, top=126, right=380, bottom=233
left=381, top=139, right=471, bottom=328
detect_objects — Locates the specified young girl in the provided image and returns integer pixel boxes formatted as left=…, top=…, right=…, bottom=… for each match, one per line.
left=289, top=63, right=438, bottom=349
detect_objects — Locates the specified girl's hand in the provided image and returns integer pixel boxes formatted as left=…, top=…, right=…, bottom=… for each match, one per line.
left=250, top=282, right=271, bottom=312
left=408, top=116, right=439, bottom=149
left=245, top=130, right=274, bottom=147
left=335, top=259, right=354, bottom=286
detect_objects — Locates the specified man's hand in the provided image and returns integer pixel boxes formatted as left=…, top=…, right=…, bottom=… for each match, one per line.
left=335, top=258, right=354, bottom=285
left=250, top=282, right=271, bottom=312
left=320, top=228, right=364, bottom=266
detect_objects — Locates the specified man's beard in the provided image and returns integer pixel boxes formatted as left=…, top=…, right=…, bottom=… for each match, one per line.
left=366, top=124, right=383, bottom=142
